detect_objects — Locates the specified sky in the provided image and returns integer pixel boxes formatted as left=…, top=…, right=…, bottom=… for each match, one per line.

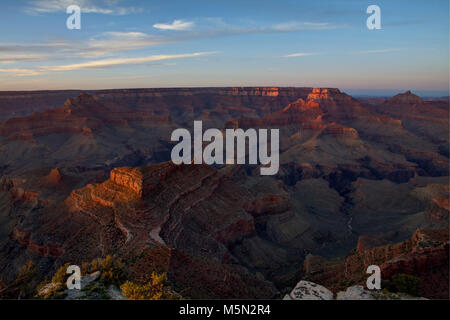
left=0, top=0, right=448, bottom=95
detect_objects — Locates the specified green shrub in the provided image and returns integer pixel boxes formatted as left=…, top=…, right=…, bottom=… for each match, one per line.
left=98, top=255, right=126, bottom=286
left=392, top=274, right=420, bottom=296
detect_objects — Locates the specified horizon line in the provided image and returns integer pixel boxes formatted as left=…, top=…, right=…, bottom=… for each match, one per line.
left=0, top=86, right=448, bottom=97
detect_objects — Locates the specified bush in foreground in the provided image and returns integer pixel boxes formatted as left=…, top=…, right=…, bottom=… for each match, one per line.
left=120, top=272, right=179, bottom=300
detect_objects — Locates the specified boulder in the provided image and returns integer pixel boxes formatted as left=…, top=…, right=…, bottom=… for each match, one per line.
left=283, top=280, right=333, bottom=300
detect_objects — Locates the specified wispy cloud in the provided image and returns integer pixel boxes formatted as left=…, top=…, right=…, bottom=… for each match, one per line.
left=1, top=18, right=339, bottom=59
left=0, top=68, right=42, bottom=76
left=0, top=51, right=215, bottom=76
left=0, top=55, right=48, bottom=64
left=0, top=32, right=165, bottom=59
left=272, top=21, right=337, bottom=32
left=355, top=49, right=402, bottom=54
left=150, top=17, right=341, bottom=37
left=41, top=52, right=216, bottom=71
left=0, top=16, right=340, bottom=78
left=25, top=0, right=143, bottom=15
left=153, top=20, right=194, bottom=31
left=0, top=42, right=71, bottom=53
left=281, top=52, right=317, bottom=58
left=149, top=18, right=341, bottom=43
left=83, top=32, right=166, bottom=57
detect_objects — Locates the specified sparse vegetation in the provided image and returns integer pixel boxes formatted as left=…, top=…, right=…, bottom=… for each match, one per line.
left=51, top=262, right=71, bottom=284
left=36, top=281, right=67, bottom=299
left=120, top=272, right=179, bottom=300
left=1, top=255, right=179, bottom=300
left=0, top=260, right=40, bottom=299
left=392, top=274, right=420, bottom=296
left=380, top=274, right=421, bottom=297
left=78, top=282, right=110, bottom=300
left=98, top=255, right=126, bottom=286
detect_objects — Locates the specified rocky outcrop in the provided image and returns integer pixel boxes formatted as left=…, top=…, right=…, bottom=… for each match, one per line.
left=336, top=286, right=376, bottom=300
left=335, top=285, right=425, bottom=300
left=307, top=88, right=335, bottom=100
left=244, top=194, right=291, bottom=217
left=0, top=90, right=83, bottom=121
left=0, top=176, right=40, bottom=205
left=11, top=228, right=64, bottom=257
left=303, top=229, right=449, bottom=299
left=36, top=270, right=127, bottom=300
left=380, top=229, right=449, bottom=299
left=385, top=90, right=423, bottom=105
left=43, top=168, right=62, bottom=187
left=283, top=280, right=333, bottom=300
left=283, top=282, right=426, bottom=300
left=7, top=163, right=288, bottom=298
left=109, top=167, right=146, bottom=197
left=321, top=123, right=359, bottom=138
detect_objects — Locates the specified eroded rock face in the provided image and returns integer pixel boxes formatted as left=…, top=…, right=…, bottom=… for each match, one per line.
left=244, top=194, right=291, bottom=217
left=2, top=163, right=297, bottom=298
left=303, top=229, right=449, bottom=299
left=0, top=88, right=448, bottom=299
left=385, top=90, right=424, bottom=105
left=0, top=91, right=84, bottom=121
left=1, top=88, right=447, bottom=184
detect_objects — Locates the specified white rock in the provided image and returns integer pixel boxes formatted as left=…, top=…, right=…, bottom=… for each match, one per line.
left=107, top=285, right=127, bottom=300
left=336, top=285, right=377, bottom=300
left=286, top=280, right=334, bottom=300
left=80, top=270, right=101, bottom=289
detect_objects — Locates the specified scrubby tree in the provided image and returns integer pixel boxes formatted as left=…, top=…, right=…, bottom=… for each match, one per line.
left=99, top=255, right=126, bottom=286
left=120, top=272, right=178, bottom=300
left=51, top=262, right=71, bottom=284
left=0, top=260, right=40, bottom=299
left=392, top=274, right=420, bottom=296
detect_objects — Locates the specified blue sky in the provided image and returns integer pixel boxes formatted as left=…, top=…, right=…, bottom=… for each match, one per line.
left=0, top=0, right=448, bottom=95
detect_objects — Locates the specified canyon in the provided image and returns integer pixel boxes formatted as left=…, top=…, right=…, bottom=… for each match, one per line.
left=0, top=87, right=448, bottom=299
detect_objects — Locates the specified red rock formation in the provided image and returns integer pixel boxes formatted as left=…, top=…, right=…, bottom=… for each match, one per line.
left=5, top=162, right=287, bottom=298
left=307, top=88, right=332, bottom=100
left=244, top=194, right=291, bottom=217
left=304, top=229, right=449, bottom=299
left=0, top=176, right=39, bottom=204
left=11, top=228, right=64, bottom=257
left=43, top=168, right=62, bottom=187
left=0, top=88, right=448, bottom=299
left=385, top=90, right=423, bottom=105
left=380, top=230, right=449, bottom=299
